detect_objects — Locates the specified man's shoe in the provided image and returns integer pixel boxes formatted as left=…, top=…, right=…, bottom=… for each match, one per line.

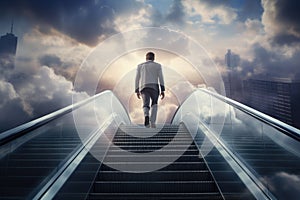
left=144, top=116, right=150, bottom=127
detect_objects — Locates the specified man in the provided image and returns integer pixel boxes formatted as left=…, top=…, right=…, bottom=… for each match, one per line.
left=135, top=52, right=165, bottom=128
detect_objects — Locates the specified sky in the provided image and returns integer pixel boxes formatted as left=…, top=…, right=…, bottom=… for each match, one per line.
left=0, top=0, right=300, bottom=131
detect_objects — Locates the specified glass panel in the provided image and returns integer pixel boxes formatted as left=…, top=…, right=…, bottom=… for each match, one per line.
left=0, top=90, right=130, bottom=199
left=172, top=88, right=300, bottom=199
left=0, top=111, right=81, bottom=199
left=217, top=98, right=300, bottom=199
left=259, top=125, right=300, bottom=199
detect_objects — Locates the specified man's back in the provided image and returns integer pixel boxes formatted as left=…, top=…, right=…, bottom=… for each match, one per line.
left=135, top=60, right=164, bottom=92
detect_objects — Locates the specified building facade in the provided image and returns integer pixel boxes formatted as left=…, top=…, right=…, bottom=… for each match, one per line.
left=243, top=78, right=300, bottom=129
left=0, top=32, right=18, bottom=56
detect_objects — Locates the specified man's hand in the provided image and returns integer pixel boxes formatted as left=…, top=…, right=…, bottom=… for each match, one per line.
left=136, top=92, right=141, bottom=99
left=160, top=92, right=165, bottom=100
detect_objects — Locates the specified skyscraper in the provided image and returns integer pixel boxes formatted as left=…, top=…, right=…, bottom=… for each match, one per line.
left=224, top=49, right=242, bottom=101
left=243, top=78, right=300, bottom=129
left=0, top=21, right=18, bottom=56
left=225, top=49, right=239, bottom=68
left=0, top=21, right=18, bottom=71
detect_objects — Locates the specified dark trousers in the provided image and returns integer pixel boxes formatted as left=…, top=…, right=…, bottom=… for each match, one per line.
left=141, top=88, right=159, bottom=123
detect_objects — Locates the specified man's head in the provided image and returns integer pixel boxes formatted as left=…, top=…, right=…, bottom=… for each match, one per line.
left=146, top=52, right=155, bottom=61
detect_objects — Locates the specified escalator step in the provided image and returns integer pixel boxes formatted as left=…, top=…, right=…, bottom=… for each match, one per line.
left=88, top=192, right=223, bottom=200
left=92, top=181, right=218, bottom=193
left=98, top=170, right=213, bottom=181
left=86, top=125, right=223, bottom=199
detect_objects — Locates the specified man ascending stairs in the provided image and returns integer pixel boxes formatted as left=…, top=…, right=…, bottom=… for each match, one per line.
left=135, top=52, right=165, bottom=128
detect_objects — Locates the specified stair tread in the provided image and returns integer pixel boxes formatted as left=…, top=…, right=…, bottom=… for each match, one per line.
left=86, top=125, right=222, bottom=198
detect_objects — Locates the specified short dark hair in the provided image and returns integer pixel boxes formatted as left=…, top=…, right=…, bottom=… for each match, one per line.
left=146, top=52, right=155, bottom=60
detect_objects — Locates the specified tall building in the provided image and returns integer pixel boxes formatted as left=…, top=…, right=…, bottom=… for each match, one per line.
left=0, top=22, right=18, bottom=71
left=243, top=78, right=300, bottom=128
left=225, top=49, right=239, bottom=68
left=0, top=22, right=18, bottom=56
left=223, top=49, right=242, bottom=101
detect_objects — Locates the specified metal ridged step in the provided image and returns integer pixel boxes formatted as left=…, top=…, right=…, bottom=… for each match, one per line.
left=0, top=125, right=82, bottom=199
left=194, top=131, right=257, bottom=199
left=87, top=124, right=223, bottom=199
left=89, top=192, right=222, bottom=200
left=220, top=131, right=300, bottom=181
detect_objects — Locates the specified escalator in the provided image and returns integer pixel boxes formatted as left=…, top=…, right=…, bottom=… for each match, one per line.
left=0, top=89, right=300, bottom=199
left=0, top=114, right=82, bottom=199
left=88, top=124, right=223, bottom=199
left=51, top=124, right=255, bottom=200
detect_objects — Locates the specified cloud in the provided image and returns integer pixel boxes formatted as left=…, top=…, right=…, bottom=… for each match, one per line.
left=195, top=0, right=262, bottom=23
left=0, top=80, right=18, bottom=106
left=262, top=0, right=300, bottom=45
left=39, top=54, right=76, bottom=81
left=0, top=60, right=89, bottom=132
left=210, top=0, right=300, bottom=83
left=0, top=0, right=144, bottom=46
left=1, top=0, right=300, bottom=132
left=0, top=55, right=15, bottom=77
left=18, top=66, right=89, bottom=116
left=148, top=0, right=187, bottom=28
left=263, top=172, right=300, bottom=199
left=0, top=79, right=29, bottom=132
left=237, top=0, right=263, bottom=21
left=165, top=0, right=186, bottom=26
left=183, top=0, right=237, bottom=25
left=226, top=43, right=300, bottom=80
left=39, top=54, right=62, bottom=67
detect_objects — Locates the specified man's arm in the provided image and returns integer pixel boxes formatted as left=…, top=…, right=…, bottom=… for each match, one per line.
left=135, top=65, right=141, bottom=99
left=158, top=65, right=165, bottom=100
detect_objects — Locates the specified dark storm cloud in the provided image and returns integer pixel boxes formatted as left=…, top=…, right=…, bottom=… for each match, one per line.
left=0, top=0, right=144, bottom=46
left=267, top=0, right=300, bottom=45
left=273, top=34, right=300, bottom=46
left=275, top=0, right=300, bottom=31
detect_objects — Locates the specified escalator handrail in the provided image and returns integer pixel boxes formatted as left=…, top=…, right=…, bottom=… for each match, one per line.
left=195, top=120, right=274, bottom=200
left=170, top=88, right=197, bottom=124
left=33, top=113, right=116, bottom=200
left=0, top=91, right=111, bottom=145
left=176, top=114, right=272, bottom=199
left=200, top=88, right=300, bottom=142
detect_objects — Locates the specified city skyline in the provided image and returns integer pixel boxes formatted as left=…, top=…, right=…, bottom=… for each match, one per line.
left=1, top=0, right=300, bottom=131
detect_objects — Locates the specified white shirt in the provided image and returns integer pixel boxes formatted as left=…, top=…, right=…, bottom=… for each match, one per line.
left=135, top=60, right=165, bottom=92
